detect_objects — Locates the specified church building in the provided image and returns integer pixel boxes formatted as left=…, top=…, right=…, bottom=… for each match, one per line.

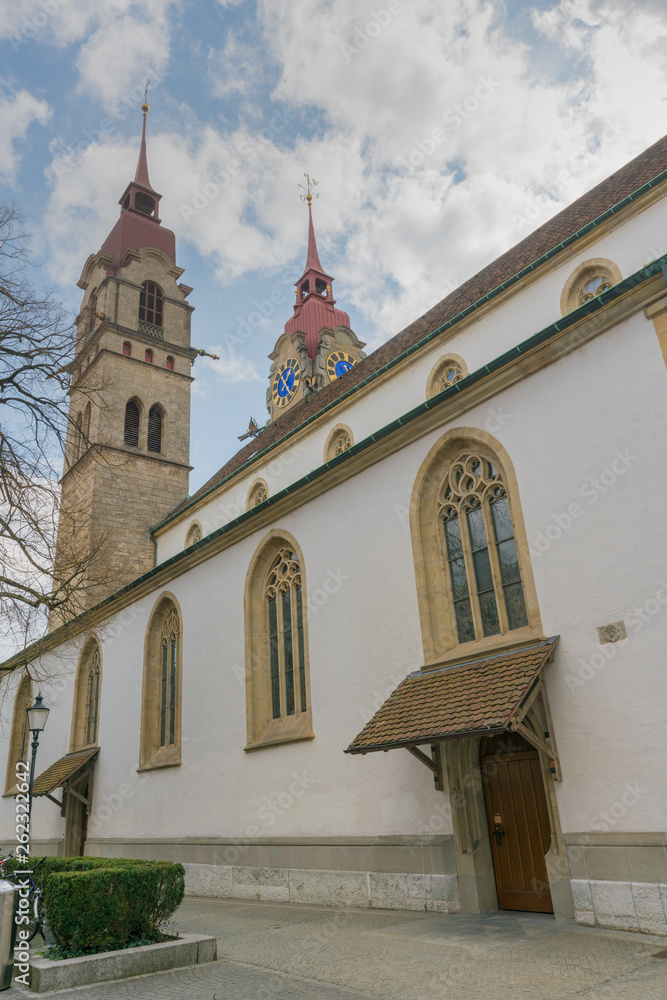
left=2, top=107, right=667, bottom=935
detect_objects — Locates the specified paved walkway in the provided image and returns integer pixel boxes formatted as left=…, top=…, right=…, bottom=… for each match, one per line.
left=7, top=896, right=667, bottom=998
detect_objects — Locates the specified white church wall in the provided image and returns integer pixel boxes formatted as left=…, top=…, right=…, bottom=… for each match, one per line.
left=154, top=195, right=667, bottom=566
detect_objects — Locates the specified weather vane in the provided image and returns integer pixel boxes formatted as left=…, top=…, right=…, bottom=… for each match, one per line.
left=142, top=79, right=151, bottom=114
left=298, top=173, right=319, bottom=205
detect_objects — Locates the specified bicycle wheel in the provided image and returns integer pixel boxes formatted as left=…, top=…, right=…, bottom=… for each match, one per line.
left=26, top=894, right=46, bottom=943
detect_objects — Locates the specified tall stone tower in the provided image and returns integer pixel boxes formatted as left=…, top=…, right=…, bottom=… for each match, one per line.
left=54, top=104, right=193, bottom=611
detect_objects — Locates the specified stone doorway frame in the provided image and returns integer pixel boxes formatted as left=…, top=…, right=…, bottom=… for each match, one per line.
left=445, top=707, right=573, bottom=919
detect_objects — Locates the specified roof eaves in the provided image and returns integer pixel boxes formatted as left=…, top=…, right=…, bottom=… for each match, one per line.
left=154, top=165, right=667, bottom=533
left=3, top=254, right=665, bottom=673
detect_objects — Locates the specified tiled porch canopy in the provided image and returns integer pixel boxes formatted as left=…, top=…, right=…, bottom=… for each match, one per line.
left=345, top=638, right=560, bottom=774
left=32, top=747, right=98, bottom=798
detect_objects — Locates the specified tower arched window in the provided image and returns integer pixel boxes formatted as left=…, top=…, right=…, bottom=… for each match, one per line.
left=122, top=341, right=132, bottom=356
left=166, top=356, right=174, bottom=370
left=147, top=405, right=163, bottom=453
left=4, top=675, right=32, bottom=794
left=72, top=641, right=102, bottom=750
left=83, top=402, right=91, bottom=444
left=244, top=534, right=313, bottom=750
left=140, top=596, right=182, bottom=769
left=145, top=349, right=153, bottom=364
left=124, top=400, right=140, bottom=447
left=134, top=192, right=155, bottom=216
left=139, top=281, right=163, bottom=327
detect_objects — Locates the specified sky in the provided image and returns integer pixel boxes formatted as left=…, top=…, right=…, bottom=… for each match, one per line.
left=1, top=0, right=667, bottom=491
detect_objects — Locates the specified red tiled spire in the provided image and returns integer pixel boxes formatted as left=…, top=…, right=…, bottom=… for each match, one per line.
left=99, top=102, right=175, bottom=274
left=284, top=190, right=351, bottom=358
left=304, top=201, right=323, bottom=273
left=133, top=108, right=153, bottom=190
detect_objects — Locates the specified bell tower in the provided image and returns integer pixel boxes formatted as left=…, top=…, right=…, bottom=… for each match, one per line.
left=266, top=177, right=366, bottom=421
left=54, top=102, right=194, bottom=611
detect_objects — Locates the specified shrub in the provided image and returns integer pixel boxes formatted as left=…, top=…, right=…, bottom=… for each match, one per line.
left=6, top=856, right=184, bottom=955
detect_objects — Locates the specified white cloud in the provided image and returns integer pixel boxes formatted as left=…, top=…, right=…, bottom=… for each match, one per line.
left=40, top=0, right=667, bottom=346
left=0, top=1, right=178, bottom=108
left=0, top=86, right=51, bottom=185
left=198, top=347, right=262, bottom=384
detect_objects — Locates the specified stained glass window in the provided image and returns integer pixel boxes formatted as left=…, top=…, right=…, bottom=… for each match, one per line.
left=440, top=453, right=528, bottom=643
left=159, top=607, right=180, bottom=747
left=265, top=549, right=307, bottom=720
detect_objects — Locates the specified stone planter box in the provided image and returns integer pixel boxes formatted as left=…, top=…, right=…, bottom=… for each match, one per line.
left=25, top=931, right=217, bottom=993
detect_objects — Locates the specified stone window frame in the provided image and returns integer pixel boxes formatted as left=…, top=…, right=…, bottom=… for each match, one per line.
left=70, top=638, right=102, bottom=751
left=4, top=674, right=32, bottom=796
left=147, top=403, right=164, bottom=454
left=122, top=341, right=132, bottom=357
left=185, top=521, right=202, bottom=547
left=123, top=397, right=142, bottom=448
left=246, top=479, right=269, bottom=511
left=560, top=258, right=622, bottom=316
left=426, top=352, right=468, bottom=400
left=139, top=593, right=184, bottom=771
left=243, top=530, right=314, bottom=751
left=324, top=423, right=354, bottom=462
left=139, top=280, right=163, bottom=327
left=410, top=428, right=543, bottom=666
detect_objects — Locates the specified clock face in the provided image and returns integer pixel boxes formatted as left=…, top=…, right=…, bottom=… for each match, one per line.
left=326, top=351, right=356, bottom=382
left=272, top=357, right=301, bottom=408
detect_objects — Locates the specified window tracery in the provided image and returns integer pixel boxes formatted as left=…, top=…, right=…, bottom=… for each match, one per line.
left=439, top=365, right=464, bottom=391
left=578, top=274, right=611, bottom=304
left=185, top=522, right=202, bottom=546
left=439, top=453, right=528, bottom=643
left=264, top=549, right=307, bottom=720
left=159, top=607, right=180, bottom=748
left=85, top=647, right=101, bottom=746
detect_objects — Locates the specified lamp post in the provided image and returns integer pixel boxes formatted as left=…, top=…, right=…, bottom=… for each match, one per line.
left=26, top=693, right=49, bottom=840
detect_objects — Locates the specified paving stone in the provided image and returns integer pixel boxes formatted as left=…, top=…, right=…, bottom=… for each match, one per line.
left=7, top=895, right=666, bottom=999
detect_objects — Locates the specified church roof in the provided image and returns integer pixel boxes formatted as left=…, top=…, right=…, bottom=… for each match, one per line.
left=174, top=133, right=667, bottom=518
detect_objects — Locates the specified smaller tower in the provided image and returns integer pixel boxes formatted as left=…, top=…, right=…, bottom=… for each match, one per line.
left=266, top=177, right=365, bottom=421
left=54, top=101, right=194, bottom=613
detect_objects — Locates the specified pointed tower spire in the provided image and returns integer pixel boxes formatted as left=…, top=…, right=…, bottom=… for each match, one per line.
left=284, top=176, right=352, bottom=359
left=98, top=95, right=175, bottom=274
left=133, top=97, right=152, bottom=189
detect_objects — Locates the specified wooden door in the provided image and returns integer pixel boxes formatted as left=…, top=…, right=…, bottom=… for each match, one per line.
left=63, top=775, right=89, bottom=857
left=481, top=732, right=553, bottom=913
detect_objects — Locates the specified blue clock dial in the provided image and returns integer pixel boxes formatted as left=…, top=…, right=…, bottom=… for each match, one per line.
left=271, top=357, right=301, bottom=408
left=334, top=359, right=353, bottom=377
left=326, top=351, right=357, bottom=382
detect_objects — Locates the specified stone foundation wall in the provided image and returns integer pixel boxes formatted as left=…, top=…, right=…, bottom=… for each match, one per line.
left=184, top=864, right=461, bottom=913
left=571, top=879, right=667, bottom=934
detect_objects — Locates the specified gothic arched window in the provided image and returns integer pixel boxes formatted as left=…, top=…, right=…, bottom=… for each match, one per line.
left=410, top=434, right=542, bottom=663
left=71, top=641, right=102, bottom=749
left=246, top=480, right=269, bottom=510
left=426, top=354, right=467, bottom=399
left=139, top=281, right=163, bottom=327
left=144, top=349, right=153, bottom=364
left=185, top=522, right=202, bottom=547
left=147, top=405, right=163, bottom=453
left=166, top=356, right=174, bottom=370
left=440, top=454, right=528, bottom=642
left=140, top=596, right=183, bottom=769
left=244, top=534, right=313, bottom=750
left=124, top=400, right=140, bottom=447
left=122, top=341, right=131, bottom=356
left=324, top=425, right=354, bottom=462
left=4, top=675, right=32, bottom=794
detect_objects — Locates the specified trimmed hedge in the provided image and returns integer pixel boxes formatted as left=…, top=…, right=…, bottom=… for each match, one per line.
left=7, top=856, right=184, bottom=955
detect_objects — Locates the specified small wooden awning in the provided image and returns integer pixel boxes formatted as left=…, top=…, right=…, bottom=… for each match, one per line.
left=345, top=638, right=561, bottom=779
left=33, top=748, right=98, bottom=798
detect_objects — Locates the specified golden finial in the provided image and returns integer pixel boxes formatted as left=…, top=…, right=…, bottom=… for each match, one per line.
left=298, top=173, right=319, bottom=205
left=142, top=79, right=150, bottom=115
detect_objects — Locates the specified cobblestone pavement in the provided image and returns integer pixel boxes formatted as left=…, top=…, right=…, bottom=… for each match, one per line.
left=6, top=897, right=667, bottom=998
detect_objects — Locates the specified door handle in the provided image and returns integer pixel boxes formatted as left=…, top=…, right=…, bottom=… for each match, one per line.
left=493, top=823, right=505, bottom=846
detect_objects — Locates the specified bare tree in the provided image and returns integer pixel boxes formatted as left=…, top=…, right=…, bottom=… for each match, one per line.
left=0, top=203, right=96, bottom=656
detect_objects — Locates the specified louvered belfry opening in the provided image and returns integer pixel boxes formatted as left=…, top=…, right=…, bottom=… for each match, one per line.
left=139, top=281, right=163, bottom=326
left=124, top=400, right=140, bottom=447
left=147, top=405, right=162, bottom=453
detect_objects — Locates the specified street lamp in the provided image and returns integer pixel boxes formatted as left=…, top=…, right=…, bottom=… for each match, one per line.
left=26, top=693, right=49, bottom=836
